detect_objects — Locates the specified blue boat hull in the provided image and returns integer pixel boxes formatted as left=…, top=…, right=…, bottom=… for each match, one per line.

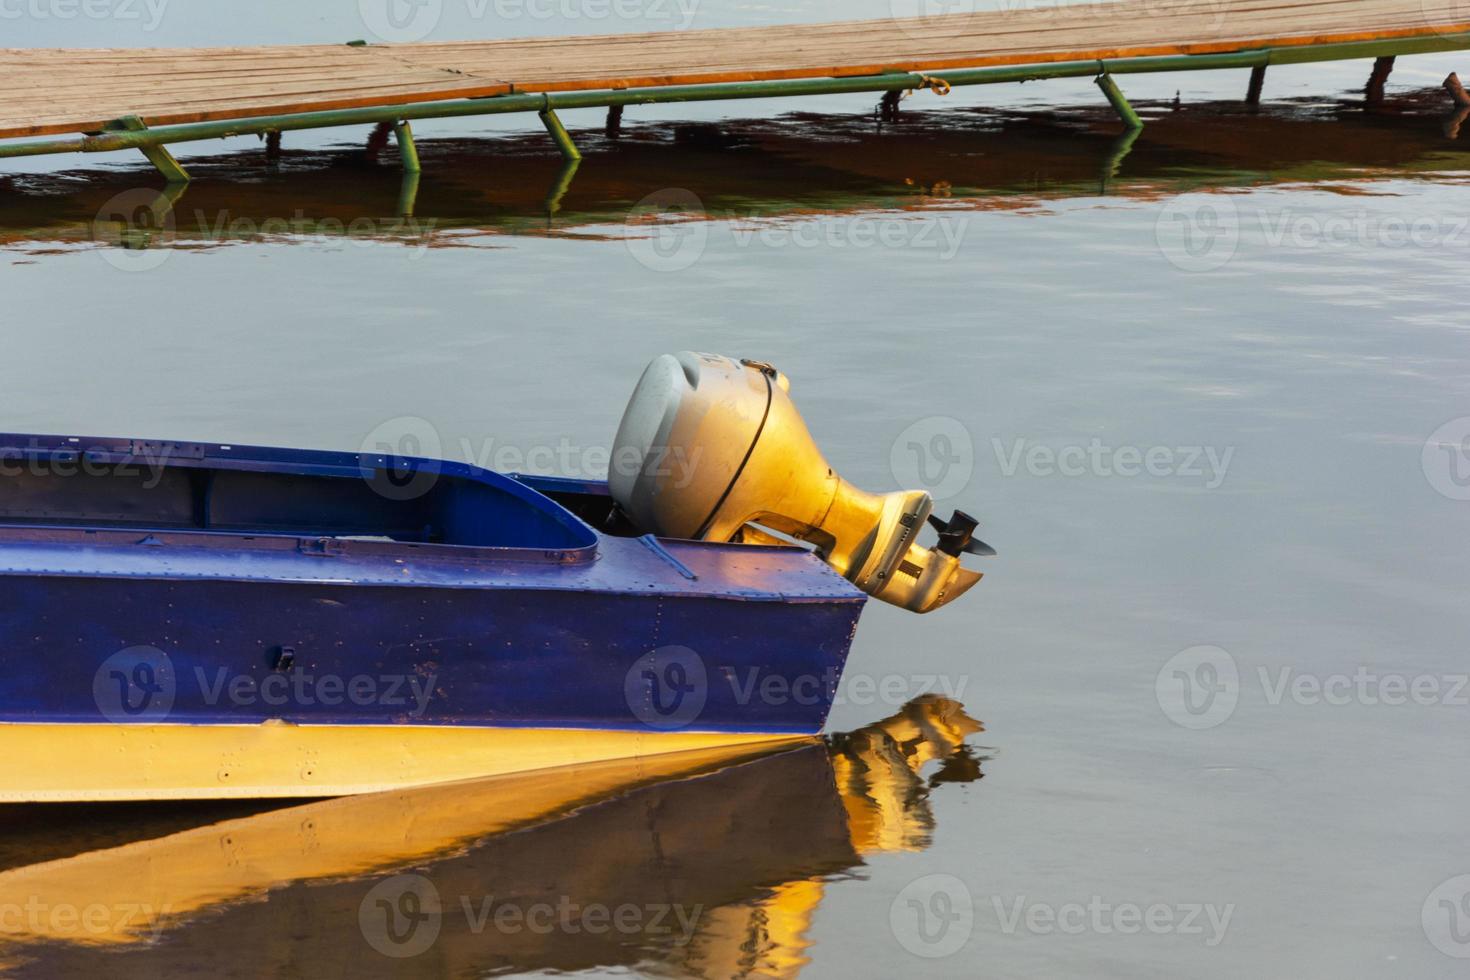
left=0, top=575, right=862, bottom=733
left=0, top=433, right=869, bottom=798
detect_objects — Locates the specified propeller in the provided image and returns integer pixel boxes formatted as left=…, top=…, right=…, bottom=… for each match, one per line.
left=927, top=509, right=997, bottom=557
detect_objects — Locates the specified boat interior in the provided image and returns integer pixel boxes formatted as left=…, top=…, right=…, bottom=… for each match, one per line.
left=0, top=441, right=602, bottom=551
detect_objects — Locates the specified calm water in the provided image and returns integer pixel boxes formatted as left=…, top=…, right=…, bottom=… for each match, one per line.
left=4, top=2, right=1470, bottom=977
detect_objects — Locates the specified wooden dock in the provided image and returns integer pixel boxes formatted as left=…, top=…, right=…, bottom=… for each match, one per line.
left=2, top=0, right=1469, bottom=179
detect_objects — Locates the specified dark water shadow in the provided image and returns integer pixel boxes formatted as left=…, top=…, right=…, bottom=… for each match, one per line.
left=1, top=89, right=1467, bottom=255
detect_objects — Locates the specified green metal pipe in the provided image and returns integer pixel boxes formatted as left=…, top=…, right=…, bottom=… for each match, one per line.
left=103, top=114, right=190, bottom=183
left=394, top=121, right=421, bottom=174
left=538, top=108, right=582, bottom=162
left=1, top=33, right=1467, bottom=161
left=397, top=170, right=421, bottom=217
left=1095, top=74, right=1143, bottom=130
left=1099, top=50, right=1266, bottom=75
left=1266, top=33, right=1470, bottom=65
left=1099, top=126, right=1142, bottom=189
left=544, top=158, right=580, bottom=216
left=138, top=142, right=190, bottom=183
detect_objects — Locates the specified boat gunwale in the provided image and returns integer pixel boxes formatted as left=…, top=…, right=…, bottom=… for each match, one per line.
left=0, top=529, right=867, bottom=601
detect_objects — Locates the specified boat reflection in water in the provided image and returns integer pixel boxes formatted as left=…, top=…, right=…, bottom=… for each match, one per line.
left=0, top=696, right=986, bottom=978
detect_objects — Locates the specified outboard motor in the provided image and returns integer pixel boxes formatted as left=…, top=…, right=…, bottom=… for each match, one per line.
left=609, top=352, right=993, bottom=613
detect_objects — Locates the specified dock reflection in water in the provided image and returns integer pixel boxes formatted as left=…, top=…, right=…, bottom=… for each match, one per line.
left=2, top=89, right=1468, bottom=253
left=0, top=697, right=986, bottom=978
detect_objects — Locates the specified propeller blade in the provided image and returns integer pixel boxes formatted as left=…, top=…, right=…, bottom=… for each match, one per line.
left=926, top=509, right=993, bottom=557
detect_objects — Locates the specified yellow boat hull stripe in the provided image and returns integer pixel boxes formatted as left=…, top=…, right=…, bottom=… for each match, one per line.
left=0, top=721, right=809, bottom=802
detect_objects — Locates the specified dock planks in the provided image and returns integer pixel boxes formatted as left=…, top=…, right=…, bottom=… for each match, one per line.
left=3, top=0, right=1470, bottom=139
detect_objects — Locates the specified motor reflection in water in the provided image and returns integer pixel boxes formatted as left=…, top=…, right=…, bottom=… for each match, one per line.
left=0, top=696, right=987, bottom=978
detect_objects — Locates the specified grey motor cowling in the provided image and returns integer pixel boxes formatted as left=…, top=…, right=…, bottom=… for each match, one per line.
left=609, top=352, right=989, bottom=613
